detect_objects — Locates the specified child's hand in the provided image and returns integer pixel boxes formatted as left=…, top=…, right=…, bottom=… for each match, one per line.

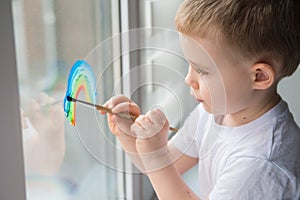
left=131, top=109, right=171, bottom=172
left=27, top=93, right=64, bottom=135
left=100, top=95, right=141, bottom=153
left=22, top=92, right=65, bottom=175
left=132, top=108, right=169, bottom=153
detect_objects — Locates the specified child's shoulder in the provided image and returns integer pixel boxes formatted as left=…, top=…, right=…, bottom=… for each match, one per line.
left=224, top=99, right=300, bottom=161
left=271, top=100, right=300, bottom=139
left=230, top=100, right=300, bottom=171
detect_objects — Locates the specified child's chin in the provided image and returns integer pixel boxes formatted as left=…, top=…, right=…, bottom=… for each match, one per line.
left=202, top=104, right=226, bottom=115
left=202, top=104, right=213, bottom=113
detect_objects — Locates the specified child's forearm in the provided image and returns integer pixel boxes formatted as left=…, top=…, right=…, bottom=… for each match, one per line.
left=147, top=161, right=200, bottom=200
left=116, top=134, right=147, bottom=172
left=137, top=146, right=200, bottom=200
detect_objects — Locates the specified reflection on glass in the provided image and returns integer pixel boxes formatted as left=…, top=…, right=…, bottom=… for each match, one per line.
left=12, top=0, right=122, bottom=199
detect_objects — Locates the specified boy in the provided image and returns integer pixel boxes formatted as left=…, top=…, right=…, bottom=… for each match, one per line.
left=101, top=0, right=300, bottom=199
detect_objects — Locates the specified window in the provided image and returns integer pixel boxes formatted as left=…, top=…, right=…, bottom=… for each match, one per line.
left=8, top=0, right=202, bottom=199
left=1, top=0, right=299, bottom=199
left=13, top=0, right=125, bottom=199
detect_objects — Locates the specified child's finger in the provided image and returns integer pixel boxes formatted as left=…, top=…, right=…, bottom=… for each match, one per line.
left=132, top=112, right=165, bottom=139
left=113, top=115, right=137, bottom=136
left=147, top=109, right=168, bottom=129
left=28, top=99, right=40, bottom=112
left=37, top=92, right=55, bottom=105
left=100, top=95, right=134, bottom=115
left=112, top=101, right=140, bottom=117
left=110, top=95, right=131, bottom=107
left=99, top=99, right=112, bottom=115
left=135, top=115, right=153, bottom=129
left=131, top=123, right=146, bottom=138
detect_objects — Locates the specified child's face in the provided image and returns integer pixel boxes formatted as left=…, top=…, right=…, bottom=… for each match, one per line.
left=179, top=34, right=254, bottom=115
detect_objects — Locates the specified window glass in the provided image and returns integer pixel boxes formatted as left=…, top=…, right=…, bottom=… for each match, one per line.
left=12, top=0, right=124, bottom=199
left=136, top=0, right=200, bottom=197
left=137, top=0, right=196, bottom=124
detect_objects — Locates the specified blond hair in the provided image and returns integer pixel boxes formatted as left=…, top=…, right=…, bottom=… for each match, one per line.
left=176, top=0, right=300, bottom=77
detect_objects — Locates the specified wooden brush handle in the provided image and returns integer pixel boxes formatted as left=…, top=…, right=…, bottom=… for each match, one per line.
left=94, top=104, right=138, bottom=121
left=95, top=102, right=178, bottom=132
left=69, top=96, right=178, bottom=132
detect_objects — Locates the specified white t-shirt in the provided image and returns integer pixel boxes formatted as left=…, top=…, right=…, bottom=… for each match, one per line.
left=171, top=100, right=300, bottom=200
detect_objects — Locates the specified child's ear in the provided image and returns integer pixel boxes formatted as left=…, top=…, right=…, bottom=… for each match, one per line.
left=251, top=63, right=275, bottom=90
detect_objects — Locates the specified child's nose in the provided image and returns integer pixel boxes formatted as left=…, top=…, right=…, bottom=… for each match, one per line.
left=185, top=66, right=199, bottom=89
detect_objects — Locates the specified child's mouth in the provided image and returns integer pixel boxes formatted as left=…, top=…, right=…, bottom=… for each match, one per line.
left=190, top=88, right=203, bottom=103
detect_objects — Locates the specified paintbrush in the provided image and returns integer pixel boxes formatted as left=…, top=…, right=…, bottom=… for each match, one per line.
left=67, top=96, right=178, bottom=132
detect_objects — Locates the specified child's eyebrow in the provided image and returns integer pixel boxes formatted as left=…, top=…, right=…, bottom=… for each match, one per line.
left=187, top=59, right=209, bottom=71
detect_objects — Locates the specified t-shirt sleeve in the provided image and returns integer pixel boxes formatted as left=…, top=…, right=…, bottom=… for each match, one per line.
left=170, top=105, right=202, bottom=158
left=209, top=157, right=293, bottom=200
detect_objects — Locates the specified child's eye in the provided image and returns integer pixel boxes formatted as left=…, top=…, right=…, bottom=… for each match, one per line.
left=196, top=69, right=208, bottom=75
left=191, top=64, right=208, bottom=75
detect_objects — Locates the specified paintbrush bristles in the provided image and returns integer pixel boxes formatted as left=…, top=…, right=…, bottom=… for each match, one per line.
left=66, top=95, right=75, bottom=102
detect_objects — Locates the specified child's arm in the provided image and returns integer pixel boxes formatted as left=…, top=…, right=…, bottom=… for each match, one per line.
left=102, top=95, right=201, bottom=199
left=100, top=95, right=140, bottom=150
left=131, top=109, right=200, bottom=200
left=146, top=162, right=201, bottom=200
left=100, top=95, right=148, bottom=171
left=168, top=142, right=199, bottom=174
left=22, top=93, right=65, bottom=175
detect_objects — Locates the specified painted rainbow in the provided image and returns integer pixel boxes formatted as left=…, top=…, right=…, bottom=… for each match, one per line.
left=64, top=60, right=97, bottom=125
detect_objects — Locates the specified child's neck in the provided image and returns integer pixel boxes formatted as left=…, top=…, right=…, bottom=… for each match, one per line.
left=221, top=93, right=281, bottom=127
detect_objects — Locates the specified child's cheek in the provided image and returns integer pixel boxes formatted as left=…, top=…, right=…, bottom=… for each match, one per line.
left=204, top=76, right=227, bottom=113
